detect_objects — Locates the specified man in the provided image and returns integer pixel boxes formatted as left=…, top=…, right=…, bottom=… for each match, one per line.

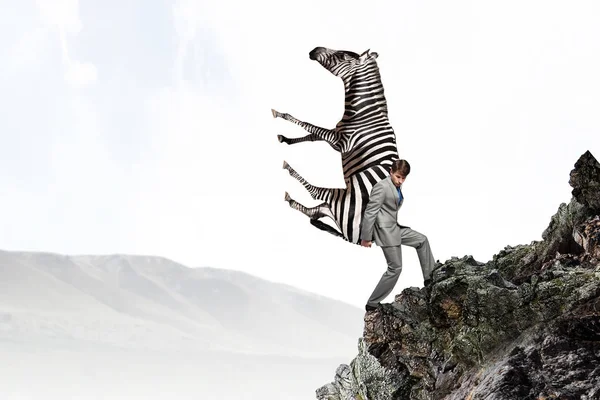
left=360, top=159, right=435, bottom=312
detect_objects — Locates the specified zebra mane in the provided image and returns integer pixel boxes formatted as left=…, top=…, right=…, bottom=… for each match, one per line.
left=342, top=58, right=388, bottom=120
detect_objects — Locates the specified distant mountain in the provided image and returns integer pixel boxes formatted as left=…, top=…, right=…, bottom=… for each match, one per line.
left=0, top=250, right=364, bottom=358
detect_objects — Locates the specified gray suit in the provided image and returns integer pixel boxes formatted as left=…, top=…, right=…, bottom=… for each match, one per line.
left=360, top=175, right=435, bottom=307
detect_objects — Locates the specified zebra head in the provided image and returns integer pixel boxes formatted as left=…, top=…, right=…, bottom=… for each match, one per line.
left=309, top=47, right=379, bottom=78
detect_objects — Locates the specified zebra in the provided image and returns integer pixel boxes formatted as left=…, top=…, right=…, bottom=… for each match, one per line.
left=272, top=46, right=399, bottom=244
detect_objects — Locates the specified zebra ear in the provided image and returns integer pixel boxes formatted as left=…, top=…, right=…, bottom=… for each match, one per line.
left=359, top=49, right=370, bottom=63
left=359, top=49, right=378, bottom=63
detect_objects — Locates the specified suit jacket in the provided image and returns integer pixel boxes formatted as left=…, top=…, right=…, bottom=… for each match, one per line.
left=360, top=176, right=407, bottom=247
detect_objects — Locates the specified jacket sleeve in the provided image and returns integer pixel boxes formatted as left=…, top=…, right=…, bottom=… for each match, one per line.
left=360, top=182, right=385, bottom=242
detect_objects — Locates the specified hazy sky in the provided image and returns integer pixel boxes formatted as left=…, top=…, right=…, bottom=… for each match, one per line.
left=1, top=0, right=598, bottom=308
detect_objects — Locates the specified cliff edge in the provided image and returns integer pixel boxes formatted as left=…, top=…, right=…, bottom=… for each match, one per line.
left=317, top=151, right=600, bottom=400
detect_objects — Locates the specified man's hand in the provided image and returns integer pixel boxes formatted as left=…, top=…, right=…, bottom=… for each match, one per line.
left=360, top=240, right=372, bottom=248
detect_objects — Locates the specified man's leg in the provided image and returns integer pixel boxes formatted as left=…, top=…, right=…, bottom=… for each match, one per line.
left=366, top=245, right=402, bottom=307
left=400, top=227, right=435, bottom=280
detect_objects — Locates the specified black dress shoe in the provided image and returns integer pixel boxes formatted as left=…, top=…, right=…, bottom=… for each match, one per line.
left=365, top=304, right=380, bottom=312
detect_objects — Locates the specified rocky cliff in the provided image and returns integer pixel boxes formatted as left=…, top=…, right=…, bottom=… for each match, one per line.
left=316, top=151, right=600, bottom=400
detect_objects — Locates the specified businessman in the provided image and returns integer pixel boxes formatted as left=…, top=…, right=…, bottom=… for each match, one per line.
left=360, top=159, right=436, bottom=312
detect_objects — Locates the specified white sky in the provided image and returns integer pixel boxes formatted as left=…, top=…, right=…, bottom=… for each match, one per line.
left=1, top=0, right=599, bottom=308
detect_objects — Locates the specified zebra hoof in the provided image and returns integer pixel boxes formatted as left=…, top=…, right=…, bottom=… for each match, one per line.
left=271, top=109, right=278, bottom=118
left=282, top=160, right=289, bottom=169
left=284, top=191, right=291, bottom=202
left=277, top=135, right=287, bottom=143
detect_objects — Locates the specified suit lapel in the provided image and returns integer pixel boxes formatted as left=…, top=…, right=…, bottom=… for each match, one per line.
left=386, top=176, right=399, bottom=205
left=386, top=176, right=404, bottom=210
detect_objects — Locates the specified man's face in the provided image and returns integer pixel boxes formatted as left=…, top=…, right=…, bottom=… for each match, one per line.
left=390, top=170, right=406, bottom=187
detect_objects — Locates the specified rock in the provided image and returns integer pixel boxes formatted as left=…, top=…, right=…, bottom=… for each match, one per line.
left=569, top=150, right=600, bottom=213
left=316, top=338, right=406, bottom=400
left=574, top=215, right=600, bottom=261
left=315, top=151, right=600, bottom=400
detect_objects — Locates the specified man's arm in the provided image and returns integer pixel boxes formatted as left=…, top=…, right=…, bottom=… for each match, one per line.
left=360, top=182, right=385, bottom=247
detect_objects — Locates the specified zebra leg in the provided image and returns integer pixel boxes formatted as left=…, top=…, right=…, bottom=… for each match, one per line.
left=282, top=160, right=335, bottom=202
left=271, top=109, right=340, bottom=150
left=284, top=192, right=343, bottom=238
left=277, top=133, right=319, bottom=145
left=310, top=219, right=345, bottom=239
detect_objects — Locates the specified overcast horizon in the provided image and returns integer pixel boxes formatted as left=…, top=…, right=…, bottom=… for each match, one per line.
left=1, top=0, right=599, bottom=309
left=0, top=250, right=365, bottom=399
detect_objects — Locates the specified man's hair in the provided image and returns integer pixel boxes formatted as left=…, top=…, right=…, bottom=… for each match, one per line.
left=391, top=159, right=410, bottom=177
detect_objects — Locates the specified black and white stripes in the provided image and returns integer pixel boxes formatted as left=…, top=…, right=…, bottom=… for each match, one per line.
left=273, top=47, right=399, bottom=244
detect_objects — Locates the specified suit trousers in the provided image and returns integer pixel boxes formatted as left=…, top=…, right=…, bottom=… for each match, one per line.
left=367, top=227, right=435, bottom=307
